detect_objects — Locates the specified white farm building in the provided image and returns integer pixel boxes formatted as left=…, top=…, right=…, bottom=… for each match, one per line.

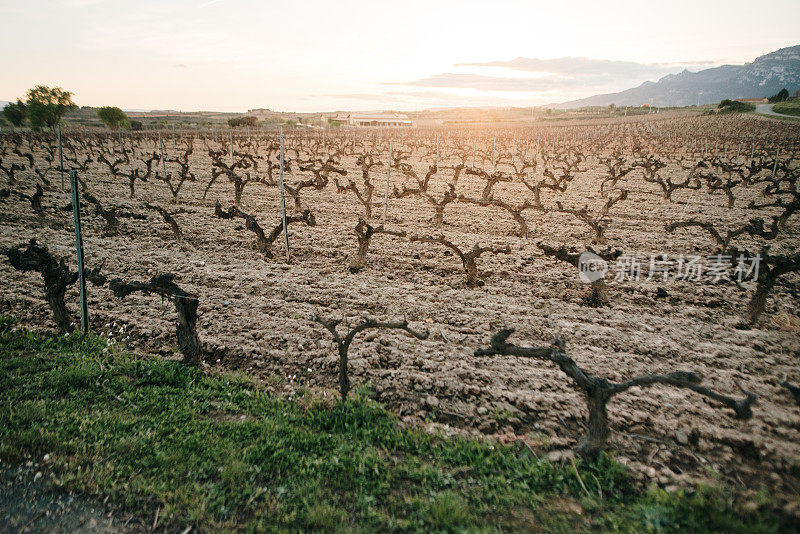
left=329, top=112, right=413, bottom=127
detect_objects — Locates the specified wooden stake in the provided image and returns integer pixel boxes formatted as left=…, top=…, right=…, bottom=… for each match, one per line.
left=229, top=129, right=234, bottom=166
left=278, top=127, right=290, bottom=260
left=57, top=124, right=64, bottom=190
left=383, top=141, right=392, bottom=225
left=159, top=132, right=167, bottom=177
left=772, top=149, right=779, bottom=179
left=434, top=134, right=439, bottom=196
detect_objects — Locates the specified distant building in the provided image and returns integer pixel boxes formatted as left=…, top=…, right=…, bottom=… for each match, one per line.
left=735, top=98, right=769, bottom=103
left=329, top=112, right=412, bottom=127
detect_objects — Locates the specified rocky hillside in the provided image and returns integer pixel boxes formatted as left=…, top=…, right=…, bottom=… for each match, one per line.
left=554, top=45, right=800, bottom=108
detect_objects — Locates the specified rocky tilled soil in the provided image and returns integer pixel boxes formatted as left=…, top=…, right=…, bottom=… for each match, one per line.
left=1, top=125, right=799, bottom=515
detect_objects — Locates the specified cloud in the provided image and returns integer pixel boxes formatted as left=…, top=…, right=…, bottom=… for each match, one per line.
left=385, top=56, right=720, bottom=96
left=456, top=56, right=716, bottom=79
left=324, top=93, right=402, bottom=102
left=199, top=0, right=230, bottom=7
left=320, top=90, right=533, bottom=110
left=384, top=73, right=581, bottom=93
left=385, top=90, right=525, bottom=106
left=175, top=63, right=189, bottom=68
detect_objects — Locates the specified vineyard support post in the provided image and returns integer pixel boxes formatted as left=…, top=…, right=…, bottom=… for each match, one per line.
left=278, top=127, right=290, bottom=260
left=471, top=139, right=475, bottom=169
left=159, top=132, right=167, bottom=176
left=69, top=171, right=89, bottom=334
left=383, top=141, right=392, bottom=225
left=57, top=124, right=64, bottom=190
left=772, top=149, right=779, bottom=179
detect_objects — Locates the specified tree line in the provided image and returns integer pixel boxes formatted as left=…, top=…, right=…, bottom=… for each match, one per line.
left=2, top=85, right=131, bottom=131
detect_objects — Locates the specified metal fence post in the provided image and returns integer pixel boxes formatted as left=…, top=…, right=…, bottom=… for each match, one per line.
left=69, top=171, right=89, bottom=334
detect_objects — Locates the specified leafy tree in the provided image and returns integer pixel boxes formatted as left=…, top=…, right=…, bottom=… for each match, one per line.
left=130, top=120, right=143, bottom=131
left=2, top=100, right=27, bottom=127
left=25, top=85, right=77, bottom=131
left=97, top=106, right=130, bottom=130
left=227, top=116, right=257, bottom=128
left=768, top=88, right=789, bottom=103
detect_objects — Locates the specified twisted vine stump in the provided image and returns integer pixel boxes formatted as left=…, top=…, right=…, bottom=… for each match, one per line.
left=82, top=191, right=121, bottom=236
left=335, top=154, right=381, bottom=219
left=159, top=147, right=194, bottom=201
left=265, top=209, right=316, bottom=257
left=410, top=235, right=511, bottom=287
left=538, top=243, right=622, bottom=306
left=729, top=246, right=800, bottom=327
left=749, top=178, right=799, bottom=232
left=2, top=240, right=104, bottom=332
left=312, top=315, right=428, bottom=399
left=555, top=189, right=628, bottom=245
left=459, top=194, right=538, bottom=237
left=288, top=160, right=347, bottom=211
left=392, top=164, right=437, bottom=196
left=598, top=152, right=636, bottom=197
left=464, top=168, right=512, bottom=200
left=348, top=218, right=407, bottom=273
left=2, top=183, right=44, bottom=220
left=109, top=274, right=202, bottom=366
left=208, top=149, right=252, bottom=206
left=782, top=380, right=800, bottom=408
left=666, top=219, right=791, bottom=326
left=214, top=202, right=316, bottom=258
left=0, top=160, right=25, bottom=185
left=214, top=201, right=269, bottom=254
left=636, top=155, right=701, bottom=202
left=427, top=184, right=458, bottom=230
left=666, top=217, right=778, bottom=252
left=145, top=203, right=184, bottom=243
left=476, top=329, right=756, bottom=459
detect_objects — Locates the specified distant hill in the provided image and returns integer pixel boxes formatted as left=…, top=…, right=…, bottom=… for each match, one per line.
left=552, top=45, right=800, bottom=108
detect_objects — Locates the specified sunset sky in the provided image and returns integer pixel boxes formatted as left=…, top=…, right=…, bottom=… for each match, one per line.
left=1, top=0, right=798, bottom=112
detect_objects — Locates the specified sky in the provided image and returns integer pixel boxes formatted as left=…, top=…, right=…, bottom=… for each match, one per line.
left=1, top=0, right=798, bottom=113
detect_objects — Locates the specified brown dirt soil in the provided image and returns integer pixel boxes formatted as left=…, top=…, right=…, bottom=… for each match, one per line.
left=1, top=114, right=798, bottom=512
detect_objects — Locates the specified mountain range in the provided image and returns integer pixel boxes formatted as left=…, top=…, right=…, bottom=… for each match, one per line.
left=552, top=45, right=800, bottom=109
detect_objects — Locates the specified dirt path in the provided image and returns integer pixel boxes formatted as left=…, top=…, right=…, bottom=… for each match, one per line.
left=0, top=460, right=131, bottom=533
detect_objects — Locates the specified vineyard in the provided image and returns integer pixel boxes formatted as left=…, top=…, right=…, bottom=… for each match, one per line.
left=1, top=111, right=799, bottom=509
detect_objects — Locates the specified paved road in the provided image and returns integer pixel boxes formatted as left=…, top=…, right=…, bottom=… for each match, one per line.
left=756, top=103, right=796, bottom=118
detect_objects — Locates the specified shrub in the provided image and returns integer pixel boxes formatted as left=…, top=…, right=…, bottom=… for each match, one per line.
left=97, top=106, right=130, bottom=130
left=227, top=116, right=257, bottom=128
left=717, top=99, right=755, bottom=113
